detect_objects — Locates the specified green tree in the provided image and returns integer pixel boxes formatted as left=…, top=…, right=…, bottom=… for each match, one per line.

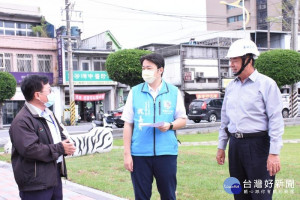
left=255, top=49, right=300, bottom=87
left=106, top=49, right=151, bottom=87
left=0, top=72, right=17, bottom=129
left=31, top=17, right=49, bottom=37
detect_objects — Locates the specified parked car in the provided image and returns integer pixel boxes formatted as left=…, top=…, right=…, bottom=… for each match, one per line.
left=188, top=98, right=223, bottom=123
left=106, top=105, right=124, bottom=128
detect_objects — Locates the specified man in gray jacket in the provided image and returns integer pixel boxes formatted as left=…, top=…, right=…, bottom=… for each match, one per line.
left=9, top=75, right=76, bottom=200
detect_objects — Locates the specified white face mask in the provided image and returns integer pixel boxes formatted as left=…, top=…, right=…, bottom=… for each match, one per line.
left=142, top=69, right=157, bottom=84
left=40, top=92, right=56, bottom=107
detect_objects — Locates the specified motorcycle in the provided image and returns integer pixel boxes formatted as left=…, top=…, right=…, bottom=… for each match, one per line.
left=93, top=113, right=113, bottom=128
left=86, top=110, right=95, bottom=122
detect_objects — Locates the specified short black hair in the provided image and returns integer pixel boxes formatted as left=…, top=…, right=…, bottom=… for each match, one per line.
left=140, top=53, right=165, bottom=69
left=21, top=75, right=49, bottom=101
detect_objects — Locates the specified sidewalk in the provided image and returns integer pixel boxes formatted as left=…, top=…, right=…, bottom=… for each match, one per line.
left=0, top=161, right=126, bottom=200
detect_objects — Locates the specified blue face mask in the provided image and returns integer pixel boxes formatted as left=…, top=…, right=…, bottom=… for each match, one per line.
left=44, top=93, right=56, bottom=107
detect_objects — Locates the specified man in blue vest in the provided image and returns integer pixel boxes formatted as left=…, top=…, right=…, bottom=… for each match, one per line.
left=122, top=53, right=187, bottom=200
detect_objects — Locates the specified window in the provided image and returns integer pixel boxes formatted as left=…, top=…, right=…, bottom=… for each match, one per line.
left=4, top=53, right=12, bottom=72
left=73, top=60, right=79, bottom=70
left=93, top=57, right=106, bottom=71
left=16, top=31, right=26, bottom=36
left=237, top=15, right=243, bottom=21
left=227, top=15, right=243, bottom=23
left=4, top=21, right=14, bottom=28
left=26, top=24, right=33, bottom=29
left=0, top=21, right=36, bottom=37
left=93, top=61, right=106, bottom=71
left=27, top=31, right=36, bottom=36
left=65, top=59, right=79, bottom=70
left=227, top=17, right=235, bottom=23
left=82, top=62, right=89, bottom=71
left=17, top=54, right=32, bottom=72
left=16, top=23, right=26, bottom=29
left=106, top=41, right=112, bottom=50
left=0, top=53, right=12, bottom=72
left=220, top=59, right=229, bottom=65
left=5, top=30, right=15, bottom=35
left=38, top=55, right=52, bottom=72
left=94, top=61, right=101, bottom=71
left=227, top=1, right=243, bottom=10
left=2, top=101, right=25, bottom=125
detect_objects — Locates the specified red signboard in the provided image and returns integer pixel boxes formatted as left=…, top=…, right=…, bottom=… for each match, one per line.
left=74, top=93, right=105, bottom=101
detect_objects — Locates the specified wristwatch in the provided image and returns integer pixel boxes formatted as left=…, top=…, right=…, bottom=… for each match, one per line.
left=169, top=122, right=173, bottom=130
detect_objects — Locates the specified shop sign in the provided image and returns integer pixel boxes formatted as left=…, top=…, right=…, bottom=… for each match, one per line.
left=65, top=71, right=115, bottom=85
left=10, top=72, right=53, bottom=84
left=196, top=93, right=219, bottom=99
left=74, top=93, right=105, bottom=101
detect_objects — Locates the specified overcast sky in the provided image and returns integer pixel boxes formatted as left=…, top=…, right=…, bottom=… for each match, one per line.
left=0, top=0, right=208, bottom=48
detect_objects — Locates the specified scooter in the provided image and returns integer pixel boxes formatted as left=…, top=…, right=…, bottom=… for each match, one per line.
left=92, top=113, right=113, bottom=128
left=86, top=111, right=95, bottom=122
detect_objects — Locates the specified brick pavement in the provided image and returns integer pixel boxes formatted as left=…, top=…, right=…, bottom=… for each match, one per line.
left=0, top=161, right=125, bottom=200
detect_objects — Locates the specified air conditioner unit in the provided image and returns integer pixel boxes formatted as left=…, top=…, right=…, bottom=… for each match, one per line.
left=221, top=72, right=228, bottom=77
left=196, top=72, right=204, bottom=78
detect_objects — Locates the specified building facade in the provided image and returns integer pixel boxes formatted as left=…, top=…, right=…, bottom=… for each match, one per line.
left=206, top=0, right=286, bottom=31
left=57, top=29, right=125, bottom=122
left=0, top=3, right=57, bottom=125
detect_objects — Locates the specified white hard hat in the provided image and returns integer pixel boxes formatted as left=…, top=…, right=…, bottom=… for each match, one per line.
left=226, top=39, right=260, bottom=58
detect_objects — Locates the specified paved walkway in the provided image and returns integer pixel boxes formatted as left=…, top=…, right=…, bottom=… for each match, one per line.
left=0, top=161, right=126, bottom=200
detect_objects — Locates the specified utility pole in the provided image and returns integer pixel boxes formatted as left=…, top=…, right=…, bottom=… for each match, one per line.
left=290, top=0, right=299, bottom=118
left=65, top=0, right=75, bottom=125
left=267, top=21, right=270, bottom=50
left=242, top=0, right=246, bottom=31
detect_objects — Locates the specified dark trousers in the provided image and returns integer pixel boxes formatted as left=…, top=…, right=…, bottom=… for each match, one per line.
left=19, top=164, right=63, bottom=200
left=131, top=155, right=177, bottom=200
left=229, top=135, right=275, bottom=200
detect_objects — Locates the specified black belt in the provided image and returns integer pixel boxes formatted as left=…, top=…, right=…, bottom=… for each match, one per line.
left=225, top=127, right=268, bottom=139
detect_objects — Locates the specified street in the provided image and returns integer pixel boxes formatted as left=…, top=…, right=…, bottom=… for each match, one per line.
left=0, top=119, right=219, bottom=147
left=1, top=118, right=299, bottom=147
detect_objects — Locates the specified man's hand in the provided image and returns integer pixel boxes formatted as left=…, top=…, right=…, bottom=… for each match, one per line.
left=124, top=154, right=133, bottom=172
left=216, top=149, right=225, bottom=165
left=267, top=154, right=280, bottom=176
left=158, top=122, right=171, bottom=132
left=61, top=139, right=76, bottom=155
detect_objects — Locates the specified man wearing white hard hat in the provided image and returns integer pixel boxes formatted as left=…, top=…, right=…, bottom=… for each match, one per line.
left=216, top=39, right=284, bottom=200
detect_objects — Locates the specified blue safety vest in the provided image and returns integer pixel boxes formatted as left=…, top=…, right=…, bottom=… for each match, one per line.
left=131, top=80, right=178, bottom=156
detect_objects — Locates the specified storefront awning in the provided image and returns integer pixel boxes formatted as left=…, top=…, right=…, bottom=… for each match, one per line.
left=185, top=91, right=221, bottom=99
